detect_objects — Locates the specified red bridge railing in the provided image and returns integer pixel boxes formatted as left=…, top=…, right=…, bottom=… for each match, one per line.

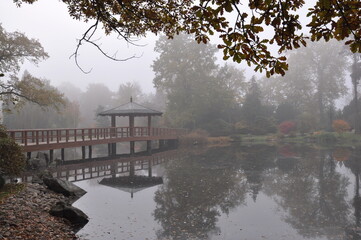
left=7, top=127, right=188, bottom=147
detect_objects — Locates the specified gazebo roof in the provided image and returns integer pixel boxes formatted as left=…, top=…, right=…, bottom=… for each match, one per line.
left=99, top=175, right=163, bottom=198
left=98, top=98, right=163, bottom=117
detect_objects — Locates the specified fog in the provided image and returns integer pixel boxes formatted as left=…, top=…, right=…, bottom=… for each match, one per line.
left=0, top=1, right=157, bottom=93
left=1, top=1, right=359, bottom=134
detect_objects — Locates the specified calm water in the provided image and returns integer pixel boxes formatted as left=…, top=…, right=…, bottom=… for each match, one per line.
left=67, top=145, right=361, bottom=240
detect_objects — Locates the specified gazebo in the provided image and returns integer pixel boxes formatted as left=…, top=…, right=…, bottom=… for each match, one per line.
left=98, top=97, right=163, bottom=156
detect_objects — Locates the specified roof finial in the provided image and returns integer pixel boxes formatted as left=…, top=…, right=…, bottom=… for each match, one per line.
left=130, top=96, right=133, bottom=102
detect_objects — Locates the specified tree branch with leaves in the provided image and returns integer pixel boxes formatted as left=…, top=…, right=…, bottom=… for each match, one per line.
left=0, top=24, right=65, bottom=111
left=13, top=0, right=361, bottom=76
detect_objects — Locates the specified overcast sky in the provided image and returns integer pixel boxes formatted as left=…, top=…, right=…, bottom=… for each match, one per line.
left=0, top=1, right=318, bottom=95
left=0, top=1, right=160, bottom=93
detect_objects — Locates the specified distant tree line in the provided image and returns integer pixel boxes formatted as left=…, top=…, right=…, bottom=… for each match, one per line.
left=152, top=34, right=361, bottom=136
left=2, top=80, right=166, bottom=129
left=2, top=27, right=361, bottom=138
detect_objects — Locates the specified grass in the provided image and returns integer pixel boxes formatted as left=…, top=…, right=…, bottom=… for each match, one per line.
left=237, top=134, right=277, bottom=143
left=207, top=136, right=232, bottom=146
left=0, top=183, right=25, bottom=204
left=181, top=129, right=361, bottom=147
left=320, top=132, right=361, bottom=146
left=179, top=129, right=209, bottom=146
left=230, top=132, right=361, bottom=147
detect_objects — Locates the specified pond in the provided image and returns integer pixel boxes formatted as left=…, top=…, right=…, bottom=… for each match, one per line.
left=64, top=144, right=361, bottom=240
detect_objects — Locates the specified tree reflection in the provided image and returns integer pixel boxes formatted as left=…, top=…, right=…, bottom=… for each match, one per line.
left=153, top=147, right=246, bottom=239
left=153, top=145, right=277, bottom=239
left=237, top=145, right=277, bottom=201
left=343, top=147, right=361, bottom=239
left=153, top=144, right=359, bottom=240
left=265, top=146, right=350, bottom=240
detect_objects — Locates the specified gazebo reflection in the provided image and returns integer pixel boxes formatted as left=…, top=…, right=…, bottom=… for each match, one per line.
left=99, top=160, right=163, bottom=198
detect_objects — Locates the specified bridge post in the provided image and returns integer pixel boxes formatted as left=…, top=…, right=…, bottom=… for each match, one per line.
left=130, top=141, right=135, bottom=156
left=129, top=160, right=135, bottom=178
left=147, top=140, right=152, bottom=155
left=159, top=140, right=165, bottom=150
left=49, top=149, right=54, bottom=162
left=111, top=116, right=117, bottom=155
left=111, top=162, right=117, bottom=178
left=112, top=143, right=116, bottom=156
left=129, top=114, right=135, bottom=156
left=61, top=148, right=65, bottom=161
left=148, top=159, right=152, bottom=177
left=89, top=145, right=92, bottom=159
left=108, top=143, right=112, bottom=156
left=82, top=146, right=86, bottom=159
left=148, top=116, right=151, bottom=136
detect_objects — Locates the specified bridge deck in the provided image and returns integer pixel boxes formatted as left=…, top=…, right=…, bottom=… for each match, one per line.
left=7, top=127, right=187, bottom=152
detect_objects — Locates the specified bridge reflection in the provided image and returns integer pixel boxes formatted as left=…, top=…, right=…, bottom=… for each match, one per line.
left=22, top=149, right=180, bottom=183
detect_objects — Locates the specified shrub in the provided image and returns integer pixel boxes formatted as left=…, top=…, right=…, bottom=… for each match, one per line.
left=234, top=121, right=249, bottom=134
left=203, top=119, right=233, bottom=137
left=332, top=119, right=350, bottom=133
left=332, top=148, right=351, bottom=162
left=179, top=129, right=209, bottom=146
left=315, top=132, right=337, bottom=143
left=279, top=121, right=297, bottom=135
left=230, top=135, right=242, bottom=141
left=0, top=125, right=26, bottom=177
left=0, top=175, right=5, bottom=189
left=297, top=112, right=317, bottom=133
left=235, top=117, right=277, bottom=135
left=207, top=136, right=232, bottom=145
left=253, top=116, right=277, bottom=135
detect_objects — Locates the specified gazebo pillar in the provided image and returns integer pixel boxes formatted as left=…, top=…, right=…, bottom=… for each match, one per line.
left=110, top=115, right=116, bottom=156
left=129, top=160, right=135, bottom=178
left=129, top=115, right=135, bottom=156
left=147, top=115, right=152, bottom=155
left=111, top=115, right=116, bottom=128
left=148, top=159, right=152, bottom=177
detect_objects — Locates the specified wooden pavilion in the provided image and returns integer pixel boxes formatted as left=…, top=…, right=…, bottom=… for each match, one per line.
left=98, top=97, right=163, bottom=156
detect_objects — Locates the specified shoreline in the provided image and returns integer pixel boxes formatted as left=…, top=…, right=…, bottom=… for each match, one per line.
left=0, top=183, right=79, bottom=240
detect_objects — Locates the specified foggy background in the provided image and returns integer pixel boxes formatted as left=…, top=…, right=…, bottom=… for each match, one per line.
left=0, top=0, right=158, bottom=93
left=1, top=0, right=357, bottom=135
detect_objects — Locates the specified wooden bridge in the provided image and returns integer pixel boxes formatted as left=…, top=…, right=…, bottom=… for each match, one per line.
left=7, top=126, right=187, bottom=161
left=6, top=98, right=187, bottom=161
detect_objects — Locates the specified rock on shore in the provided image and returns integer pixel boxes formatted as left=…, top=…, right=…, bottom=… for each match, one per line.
left=0, top=183, right=79, bottom=240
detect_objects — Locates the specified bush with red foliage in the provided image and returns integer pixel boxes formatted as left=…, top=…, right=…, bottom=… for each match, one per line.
left=332, top=119, right=350, bottom=133
left=279, top=121, right=297, bottom=135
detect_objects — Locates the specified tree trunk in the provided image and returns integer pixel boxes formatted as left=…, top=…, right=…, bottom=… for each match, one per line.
left=351, top=54, right=360, bottom=134
left=353, top=79, right=359, bottom=134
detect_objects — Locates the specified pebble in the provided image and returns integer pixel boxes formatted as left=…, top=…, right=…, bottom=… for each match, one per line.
left=0, top=183, right=78, bottom=240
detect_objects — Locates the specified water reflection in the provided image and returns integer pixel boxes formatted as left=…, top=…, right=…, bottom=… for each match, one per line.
left=99, top=160, right=163, bottom=199
left=22, top=150, right=179, bottom=183
left=265, top=146, right=350, bottom=239
left=153, top=145, right=361, bottom=240
left=344, top=147, right=361, bottom=239
left=53, top=145, right=361, bottom=239
left=154, top=147, right=248, bottom=239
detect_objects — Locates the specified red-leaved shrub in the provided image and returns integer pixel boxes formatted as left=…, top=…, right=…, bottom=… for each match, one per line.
left=332, top=119, right=350, bottom=133
left=279, top=121, right=297, bottom=134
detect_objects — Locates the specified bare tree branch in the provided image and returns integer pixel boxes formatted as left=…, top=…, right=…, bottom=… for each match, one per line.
left=70, top=18, right=144, bottom=74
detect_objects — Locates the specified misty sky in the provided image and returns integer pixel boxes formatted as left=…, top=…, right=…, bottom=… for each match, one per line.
left=0, top=1, right=159, bottom=93
left=0, top=1, right=320, bottom=95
